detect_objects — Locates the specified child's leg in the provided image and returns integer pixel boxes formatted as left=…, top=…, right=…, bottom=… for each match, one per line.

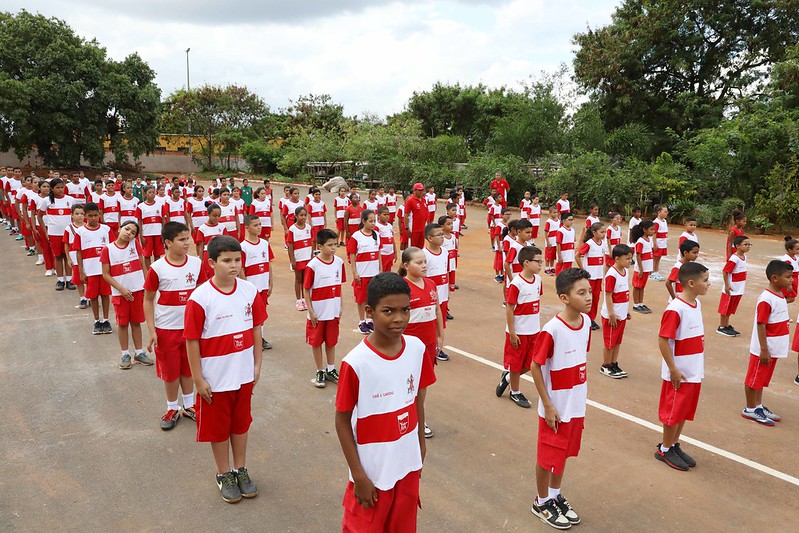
left=180, top=375, right=194, bottom=396
left=101, top=295, right=110, bottom=319
left=662, top=423, right=681, bottom=447
left=312, top=345, right=324, bottom=370
left=90, top=298, right=100, bottom=320
left=165, top=379, right=180, bottom=403
left=602, top=346, right=612, bottom=366
left=509, top=371, right=521, bottom=392
left=294, top=270, right=303, bottom=300
left=324, top=344, right=336, bottom=367
left=130, top=322, right=143, bottom=351
left=211, top=441, right=231, bottom=473
left=653, top=256, right=660, bottom=273
left=611, top=345, right=621, bottom=364
left=54, top=255, right=65, bottom=277
left=535, top=464, right=552, bottom=500
left=117, top=324, right=129, bottom=352
left=719, top=314, right=730, bottom=328
left=639, top=285, right=646, bottom=304
left=633, top=287, right=641, bottom=304
left=77, top=284, right=85, bottom=298
left=230, top=432, right=248, bottom=470
left=672, top=421, right=686, bottom=444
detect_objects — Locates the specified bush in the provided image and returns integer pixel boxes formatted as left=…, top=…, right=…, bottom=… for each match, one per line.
left=755, top=157, right=799, bottom=231
left=241, top=140, right=282, bottom=174
left=458, top=151, right=529, bottom=203
left=667, top=198, right=697, bottom=223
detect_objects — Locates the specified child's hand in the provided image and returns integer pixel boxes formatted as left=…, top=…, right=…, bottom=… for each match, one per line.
left=308, top=311, right=318, bottom=328
left=669, top=368, right=686, bottom=389
left=759, top=350, right=771, bottom=365
left=353, top=476, right=378, bottom=509
left=724, top=285, right=731, bottom=295
left=509, top=332, right=520, bottom=349
left=544, top=404, right=561, bottom=430
left=147, top=333, right=158, bottom=353
left=254, top=362, right=262, bottom=386
left=196, top=379, right=213, bottom=403
left=353, top=273, right=361, bottom=283
left=120, top=287, right=133, bottom=301
left=290, top=260, right=296, bottom=271
left=607, top=313, right=617, bottom=328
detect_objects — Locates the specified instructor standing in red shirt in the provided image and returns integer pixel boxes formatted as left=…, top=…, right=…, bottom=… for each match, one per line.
left=490, top=171, right=509, bottom=208
left=405, top=183, right=428, bottom=249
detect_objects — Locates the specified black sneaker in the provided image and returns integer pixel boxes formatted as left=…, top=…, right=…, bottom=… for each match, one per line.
left=641, top=305, right=653, bottom=314
left=600, top=364, right=623, bottom=379
left=55, top=280, right=65, bottom=291
left=261, top=338, right=272, bottom=349
left=235, top=467, right=258, bottom=498
left=727, top=325, right=741, bottom=337
left=716, top=326, right=735, bottom=337
left=531, top=498, right=572, bottom=530
left=655, top=445, right=689, bottom=471
left=554, top=494, right=580, bottom=525
left=446, top=311, right=454, bottom=320
left=612, top=362, right=628, bottom=377
left=313, top=370, right=326, bottom=388
left=216, top=471, right=242, bottom=503
left=509, top=391, right=531, bottom=408
left=325, top=368, right=340, bottom=384
left=436, top=350, right=450, bottom=361
left=672, top=443, right=696, bottom=468
left=160, top=409, right=180, bottom=430
left=794, top=375, right=799, bottom=386
left=79, top=298, right=88, bottom=309
left=181, top=406, right=197, bottom=422
left=632, top=305, right=645, bottom=314
left=65, top=281, right=77, bottom=290
left=92, top=321, right=103, bottom=335
left=496, top=370, right=510, bottom=397
left=134, top=352, right=154, bottom=366
left=101, top=321, right=113, bottom=334
left=590, top=320, right=600, bottom=330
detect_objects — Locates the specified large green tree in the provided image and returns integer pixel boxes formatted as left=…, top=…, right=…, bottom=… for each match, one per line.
left=0, top=10, right=161, bottom=167
left=573, top=0, right=799, bottom=153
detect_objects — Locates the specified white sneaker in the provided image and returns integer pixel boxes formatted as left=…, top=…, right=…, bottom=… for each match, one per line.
left=45, top=269, right=56, bottom=276
left=35, top=257, right=44, bottom=265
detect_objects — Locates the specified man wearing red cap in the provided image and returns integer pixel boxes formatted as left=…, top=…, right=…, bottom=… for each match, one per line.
left=405, top=183, right=428, bottom=249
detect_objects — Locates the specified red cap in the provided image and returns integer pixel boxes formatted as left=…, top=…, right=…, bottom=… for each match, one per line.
left=412, top=182, right=424, bottom=190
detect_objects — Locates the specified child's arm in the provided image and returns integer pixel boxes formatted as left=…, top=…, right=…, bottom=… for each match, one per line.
left=102, top=262, right=133, bottom=300
left=335, top=410, right=378, bottom=508
left=503, top=259, right=513, bottom=282
left=187, top=339, right=212, bottom=403
left=435, top=301, right=444, bottom=351
left=349, top=253, right=359, bottom=282
left=574, top=249, right=584, bottom=270
left=665, top=279, right=676, bottom=300
left=658, top=336, right=686, bottom=389
left=604, top=285, right=617, bottom=327
left=556, top=241, right=563, bottom=264
left=416, top=387, right=427, bottom=462
left=143, top=289, right=158, bottom=352
left=287, top=243, right=296, bottom=271
left=77, top=249, right=86, bottom=283
left=756, top=319, right=771, bottom=365
left=506, top=303, right=519, bottom=348
left=529, top=362, right=559, bottom=429
left=252, top=324, right=263, bottom=386
left=725, top=230, right=734, bottom=259
left=303, top=283, right=317, bottom=326
left=722, top=270, right=731, bottom=294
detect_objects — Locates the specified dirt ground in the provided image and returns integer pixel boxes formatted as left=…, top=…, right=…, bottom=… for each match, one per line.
left=1, top=186, right=798, bottom=532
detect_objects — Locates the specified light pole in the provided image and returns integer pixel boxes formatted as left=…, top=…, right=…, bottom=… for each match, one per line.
left=186, top=48, right=192, bottom=155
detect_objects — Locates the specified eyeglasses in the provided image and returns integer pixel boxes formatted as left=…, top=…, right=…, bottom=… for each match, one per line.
left=430, top=233, right=444, bottom=238
left=529, top=259, right=544, bottom=265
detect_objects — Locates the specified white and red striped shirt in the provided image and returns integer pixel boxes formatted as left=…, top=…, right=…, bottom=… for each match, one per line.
left=532, top=314, right=590, bottom=422
left=89, top=191, right=103, bottom=205
left=307, top=199, right=326, bottom=228
left=376, top=194, right=387, bottom=209
left=601, top=266, right=629, bottom=320
left=506, top=274, right=542, bottom=335
left=164, top=197, right=187, bottom=223
left=556, top=226, right=576, bottom=263
left=423, top=247, right=449, bottom=305
left=281, top=199, right=305, bottom=228
left=634, top=237, right=654, bottom=273
left=659, top=298, right=704, bottom=383
left=231, top=198, right=246, bottom=225
left=75, top=224, right=113, bottom=276
left=40, top=196, right=75, bottom=236
left=404, top=278, right=438, bottom=348
left=375, top=221, right=395, bottom=256
left=529, top=204, right=541, bottom=226
left=677, top=231, right=698, bottom=252
left=556, top=199, right=570, bottom=214
left=654, top=217, right=669, bottom=250
left=386, top=194, right=397, bottom=213
left=722, top=253, right=747, bottom=295
left=627, top=216, right=642, bottom=245
left=585, top=215, right=600, bottom=228
left=750, top=289, right=790, bottom=358
left=520, top=199, right=533, bottom=219
left=118, top=196, right=139, bottom=225
left=425, top=192, right=436, bottom=214
left=240, top=238, right=275, bottom=292
left=441, top=233, right=458, bottom=273
left=545, top=218, right=560, bottom=247
left=100, top=239, right=145, bottom=295
left=287, top=224, right=313, bottom=264
left=143, top=255, right=205, bottom=330
left=64, top=224, right=80, bottom=264
left=249, top=198, right=272, bottom=228
left=504, top=238, right=524, bottom=275
left=363, top=199, right=379, bottom=212
left=65, top=181, right=89, bottom=203
left=98, top=193, right=121, bottom=224
left=335, top=336, right=435, bottom=490
left=184, top=279, right=266, bottom=392
left=136, top=200, right=165, bottom=237
left=196, top=222, right=226, bottom=246
left=606, top=225, right=622, bottom=247
left=186, top=198, right=209, bottom=229
left=218, top=202, right=238, bottom=234
left=577, top=239, right=605, bottom=280
left=304, top=255, right=346, bottom=321
left=334, top=196, right=350, bottom=220
left=348, top=230, right=380, bottom=278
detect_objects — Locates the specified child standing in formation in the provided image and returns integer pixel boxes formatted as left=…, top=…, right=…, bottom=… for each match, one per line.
left=666, top=240, right=700, bottom=302
left=543, top=209, right=560, bottom=276
left=520, top=191, right=533, bottom=220
left=717, top=235, right=750, bottom=337
left=345, top=194, right=364, bottom=241
left=605, top=212, right=623, bottom=266
left=386, top=187, right=397, bottom=223
left=600, top=244, right=632, bottom=378
left=425, top=185, right=437, bottom=223
left=424, top=223, right=452, bottom=354
left=579, top=205, right=600, bottom=245
left=287, top=206, right=312, bottom=312
left=363, top=189, right=379, bottom=212
left=64, top=205, right=85, bottom=302
left=651, top=205, right=669, bottom=281
left=726, top=210, right=747, bottom=259
left=196, top=204, right=226, bottom=280
left=375, top=206, right=397, bottom=274
left=98, top=181, right=121, bottom=236
left=248, top=187, right=273, bottom=240
left=575, top=222, right=605, bottom=330
left=627, top=207, right=642, bottom=246
left=555, top=212, right=576, bottom=275
left=137, top=186, right=166, bottom=269
left=334, top=187, right=350, bottom=245
left=676, top=216, right=699, bottom=258
left=631, top=220, right=655, bottom=314
left=304, top=229, right=345, bottom=388
left=307, top=187, right=327, bottom=245
left=38, top=178, right=75, bottom=285
left=348, top=209, right=381, bottom=335
left=240, top=215, right=275, bottom=350
left=555, top=192, right=570, bottom=215
left=439, top=214, right=458, bottom=293
left=781, top=236, right=799, bottom=302
left=280, top=187, right=304, bottom=247
left=75, top=202, right=113, bottom=334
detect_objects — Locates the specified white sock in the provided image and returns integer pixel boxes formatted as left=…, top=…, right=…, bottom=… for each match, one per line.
left=167, top=400, right=179, bottom=412
left=102, top=318, right=109, bottom=323
left=121, top=350, right=130, bottom=357
left=183, top=393, right=195, bottom=409
left=366, top=318, right=373, bottom=324
left=135, top=349, right=145, bottom=356
left=95, top=319, right=100, bottom=324
left=327, top=364, right=335, bottom=372
left=504, top=372, right=510, bottom=383
left=60, top=276, right=66, bottom=282
left=548, top=487, right=560, bottom=501
left=38, top=254, right=43, bottom=260
left=756, top=404, right=763, bottom=410
left=660, top=444, right=670, bottom=453
left=511, top=390, right=520, bottom=395
left=537, top=496, right=550, bottom=505
left=744, top=406, right=755, bottom=413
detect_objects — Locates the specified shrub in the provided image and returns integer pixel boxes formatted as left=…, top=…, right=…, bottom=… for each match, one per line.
left=241, top=140, right=282, bottom=174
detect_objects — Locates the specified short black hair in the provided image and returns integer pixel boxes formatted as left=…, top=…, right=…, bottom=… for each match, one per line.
left=207, top=235, right=241, bottom=261
left=560, top=211, right=573, bottom=222
left=766, top=259, right=792, bottom=280
left=685, top=216, right=697, bottom=223
left=243, top=214, right=259, bottom=227
left=732, top=235, right=749, bottom=247
left=518, top=245, right=542, bottom=265
left=516, top=219, right=533, bottom=230
left=437, top=215, right=452, bottom=225
left=678, top=261, right=709, bottom=286
left=162, top=221, right=190, bottom=242
left=206, top=203, right=221, bottom=215
left=366, top=272, right=411, bottom=309
left=446, top=202, right=457, bottom=211
left=83, top=202, right=100, bottom=214
left=555, top=267, right=590, bottom=296
left=294, top=205, right=307, bottom=217
left=679, top=239, right=699, bottom=256
left=424, top=223, right=442, bottom=238
left=612, top=244, right=633, bottom=258
left=316, top=228, right=337, bottom=245
left=377, top=206, right=389, bottom=214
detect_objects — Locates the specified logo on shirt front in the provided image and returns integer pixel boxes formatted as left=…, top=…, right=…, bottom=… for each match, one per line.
left=178, top=291, right=189, bottom=304
left=129, top=247, right=136, bottom=257
left=244, top=303, right=252, bottom=317
left=261, top=250, right=267, bottom=258
left=122, top=262, right=132, bottom=274
left=429, top=290, right=437, bottom=303
left=406, top=373, right=415, bottom=396
left=101, top=236, right=107, bottom=244
left=578, top=364, right=587, bottom=384
left=233, top=333, right=244, bottom=350
left=185, top=272, right=195, bottom=284
left=397, top=411, right=409, bottom=435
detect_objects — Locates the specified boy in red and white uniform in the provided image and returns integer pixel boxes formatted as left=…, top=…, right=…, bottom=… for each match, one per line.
left=90, top=180, right=104, bottom=205
left=655, top=261, right=709, bottom=472
left=376, top=207, right=397, bottom=274
left=425, top=186, right=437, bottom=224
left=63, top=205, right=85, bottom=297
left=307, top=187, right=327, bottom=243
left=651, top=205, right=669, bottom=281
left=136, top=186, right=166, bottom=268
left=579, top=205, right=600, bottom=245
left=529, top=194, right=542, bottom=241
left=555, top=212, right=575, bottom=275
left=345, top=194, right=363, bottom=241
left=520, top=191, right=533, bottom=220
left=66, top=172, right=90, bottom=204
left=575, top=221, right=605, bottom=329
left=717, top=235, right=750, bottom=337
left=363, top=189, right=379, bottom=212
left=333, top=187, right=350, bottom=245
left=196, top=205, right=227, bottom=279
left=632, top=221, right=655, bottom=314
left=75, top=203, right=113, bottom=334
left=185, top=235, right=265, bottom=504
left=503, top=220, right=533, bottom=297
left=143, top=221, right=206, bottom=430
left=280, top=187, right=304, bottom=246
left=441, top=209, right=460, bottom=291
left=605, top=212, right=623, bottom=266
left=386, top=187, right=397, bottom=224
left=347, top=209, right=381, bottom=334
left=741, top=261, right=792, bottom=426
left=186, top=186, right=208, bottom=244
left=38, top=179, right=75, bottom=283
left=165, top=186, right=189, bottom=224
left=249, top=186, right=273, bottom=240
left=600, top=244, right=632, bottom=379
left=543, top=210, right=560, bottom=276
left=376, top=186, right=388, bottom=209
left=676, top=216, right=699, bottom=259
left=217, top=188, right=240, bottom=239
left=405, top=184, right=428, bottom=249
left=529, top=268, right=591, bottom=529
left=496, top=245, right=543, bottom=408
left=287, top=207, right=313, bottom=311
left=303, top=229, right=346, bottom=388
left=396, top=195, right=408, bottom=250
left=666, top=240, right=700, bottom=302
left=118, top=183, right=139, bottom=225
left=555, top=192, right=570, bottom=215
left=230, top=187, right=247, bottom=240
left=423, top=223, right=451, bottom=359
left=98, top=181, right=121, bottom=235
left=240, top=216, right=275, bottom=350
left=335, top=272, right=435, bottom=533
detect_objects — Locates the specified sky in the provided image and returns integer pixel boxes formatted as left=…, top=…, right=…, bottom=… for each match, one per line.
left=7, top=0, right=620, bottom=117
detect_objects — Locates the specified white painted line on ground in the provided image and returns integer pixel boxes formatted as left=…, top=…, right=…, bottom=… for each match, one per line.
left=444, top=345, right=799, bottom=488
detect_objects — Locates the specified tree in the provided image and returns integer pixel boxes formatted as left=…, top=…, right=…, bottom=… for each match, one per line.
left=573, top=0, right=799, bottom=153
left=282, top=94, right=345, bottom=134
left=0, top=10, right=161, bottom=167
left=161, top=84, right=269, bottom=170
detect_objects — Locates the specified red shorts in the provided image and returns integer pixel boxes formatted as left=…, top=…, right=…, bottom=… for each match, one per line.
left=259, top=226, right=272, bottom=240
left=544, top=246, right=556, bottom=262
left=537, top=417, right=584, bottom=476
left=196, top=381, right=254, bottom=442
left=342, top=469, right=420, bottom=533
left=352, top=277, right=372, bottom=304
left=106, top=222, right=119, bottom=236
left=632, top=271, right=650, bottom=289
left=658, top=381, right=701, bottom=426
left=440, top=301, right=448, bottom=329
left=555, top=261, right=573, bottom=275
left=336, top=218, right=345, bottom=232
left=602, top=317, right=627, bottom=348
left=388, top=213, right=396, bottom=224
left=410, top=231, right=424, bottom=249
left=493, top=250, right=504, bottom=272
left=654, top=247, right=668, bottom=257
left=155, top=328, right=191, bottom=382
left=744, top=355, right=778, bottom=390
left=588, top=278, right=601, bottom=319
left=381, top=254, right=394, bottom=274
left=84, top=274, right=111, bottom=299
left=793, top=323, right=799, bottom=353
left=142, top=235, right=165, bottom=257
left=71, top=265, right=83, bottom=286
left=311, top=225, right=323, bottom=242
left=258, top=289, right=270, bottom=312
left=531, top=225, right=539, bottom=239
left=49, top=235, right=65, bottom=257
left=306, top=318, right=340, bottom=348
left=718, top=293, right=742, bottom=316
left=503, top=332, right=538, bottom=373
left=348, top=224, right=359, bottom=238
left=111, top=290, right=145, bottom=326
left=193, top=228, right=202, bottom=244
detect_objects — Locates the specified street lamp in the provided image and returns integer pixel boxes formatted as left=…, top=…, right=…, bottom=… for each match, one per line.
left=186, top=48, right=191, bottom=155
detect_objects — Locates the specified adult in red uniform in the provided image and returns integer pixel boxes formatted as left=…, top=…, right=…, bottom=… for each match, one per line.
left=404, top=183, right=428, bottom=249
left=490, top=171, right=509, bottom=208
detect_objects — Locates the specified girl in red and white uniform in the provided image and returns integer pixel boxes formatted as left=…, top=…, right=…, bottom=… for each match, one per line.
left=386, top=187, right=397, bottom=224
left=347, top=209, right=381, bottom=334
left=89, top=180, right=104, bottom=205
left=98, top=181, right=121, bottom=235
left=38, top=178, right=75, bottom=285
left=575, top=222, right=606, bottom=329
left=249, top=186, right=273, bottom=240
left=631, top=220, right=655, bottom=314
left=492, top=210, right=510, bottom=282
left=31, top=180, right=54, bottom=269
left=424, top=220, right=452, bottom=338
left=240, top=215, right=275, bottom=349
left=333, top=187, right=350, bottom=245
left=580, top=205, right=600, bottom=246
left=118, top=182, right=140, bottom=226
left=345, top=194, right=363, bottom=240
left=519, top=191, right=533, bottom=220
left=216, top=188, right=239, bottom=238
left=555, top=213, right=576, bottom=275
left=363, top=189, right=379, bottom=212
left=396, top=195, right=408, bottom=250
left=136, top=186, right=166, bottom=268
left=307, top=188, right=327, bottom=244
left=543, top=210, right=560, bottom=276
left=627, top=207, right=642, bottom=246
left=16, top=176, right=37, bottom=253
left=280, top=187, right=304, bottom=246
left=164, top=186, right=188, bottom=225
left=425, top=186, right=437, bottom=224
left=64, top=205, right=87, bottom=304
left=185, top=186, right=208, bottom=251
left=66, top=173, right=90, bottom=204
left=375, top=207, right=397, bottom=274
left=230, top=187, right=247, bottom=240
left=651, top=205, right=669, bottom=281
left=196, top=204, right=227, bottom=280
left=605, top=212, right=623, bottom=266
left=781, top=236, right=799, bottom=301
left=528, top=195, right=541, bottom=241
left=287, top=206, right=313, bottom=311
left=101, top=220, right=153, bottom=370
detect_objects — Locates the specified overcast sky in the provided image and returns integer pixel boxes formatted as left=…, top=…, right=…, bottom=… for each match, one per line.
left=7, top=0, right=619, bottom=116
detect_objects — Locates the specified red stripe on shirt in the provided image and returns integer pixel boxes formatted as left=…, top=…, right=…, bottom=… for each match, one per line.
left=549, top=363, right=587, bottom=390
left=674, top=335, right=703, bottom=356
left=199, top=330, right=254, bottom=358
left=356, top=403, right=418, bottom=445
left=310, top=285, right=341, bottom=300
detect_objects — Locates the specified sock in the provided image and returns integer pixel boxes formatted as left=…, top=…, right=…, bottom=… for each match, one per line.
left=183, top=393, right=195, bottom=409
left=366, top=318, right=373, bottom=324
left=95, top=319, right=100, bottom=324
left=38, top=254, right=43, bottom=260
left=327, top=364, right=335, bottom=372
left=756, top=404, right=763, bottom=410
left=537, top=496, right=551, bottom=505
left=167, top=400, right=179, bottom=412
left=60, top=276, right=66, bottom=282
left=135, top=349, right=145, bottom=356
left=121, top=350, right=130, bottom=357
left=744, top=407, right=755, bottom=413
left=511, top=390, right=520, bottom=395
left=102, top=318, right=109, bottom=323
left=660, top=444, right=670, bottom=453
left=548, top=487, right=560, bottom=501
left=503, top=372, right=510, bottom=383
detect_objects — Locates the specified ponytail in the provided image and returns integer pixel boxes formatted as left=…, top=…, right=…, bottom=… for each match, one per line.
left=785, top=235, right=799, bottom=251
left=631, top=220, right=654, bottom=243
left=585, top=222, right=604, bottom=241
left=398, top=247, right=423, bottom=277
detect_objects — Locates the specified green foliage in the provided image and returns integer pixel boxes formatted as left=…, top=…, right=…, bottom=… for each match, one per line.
left=458, top=152, right=529, bottom=203
left=240, top=140, right=282, bottom=174
left=277, top=126, right=350, bottom=178
left=755, top=157, right=799, bottom=230
left=283, top=94, right=346, bottom=134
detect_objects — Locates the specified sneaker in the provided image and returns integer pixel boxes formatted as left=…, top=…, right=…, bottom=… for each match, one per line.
left=358, top=322, right=371, bottom=335
left=716, top=326, right=735, bottom=337
left=35, top=257, right=44, bottom=266
left=641, top=305, right=653, bottom=314
left=590, top=320, right=600, bottom=331
left=299, top=300, right=308, bottom=311
left=45, top=269, right=56, bottom=276
left=495, top=370, right=510, bottom=397
left=295, top=300, right=303, bottom=311
left=261, top=338, right=272, bottom=349
left=600, top=364, right=623, bottom=379
left=509, top=391, right=531, bottom=408
left=436, top=350, right=450, bottom=361
left=424, top=423, right=434, bottom=438
left=453, top=284, right=459, bottom=290
left=55, top=280, right=65, bottom=291
left=554, top=494, right=581, bottom=525
left=92, top=321, right=103, bottom=335
left=446, top=311, right=454, bottom=320
left=612, top=362, right=628, bottom=377
left=181, top=406, right=197, bottom=422
left=366, top=321, right=374, bottom=332
left=119, top=352, right=132, bottom=369
left=15, top=234, right=23, bottom=241
left=494, top=274, right=504, bottom=283
left=325, top=368, right=340, bottom=383
left=632, top=305, right=646, bottom=314
left=794, top=375, right=799, bottom=386
left=101, top=321, right=113, bottom=334
left=216, top=471, right=242, bottom=503
left=26, top=248, right=36, bottom=256
left=741, top=407, right=775, bottom=426
left=134, top=351, right=155, bottom=366
left=651, top=272, right=664, bottom=281
left=79, top=298, right=88, bottom=310
left=727, top=325, right=741, bottom=337
left=531, top=498, right=572, bottom=530
left=160, top=409, right=180, bottom=430
left=655, top=445, right=690, bottom=471
left=313, top=370, right=326, bottom=388
left=235, top=467, right=258, bottom=498
left=672, top=443, right=696, bottom=468
left=761, top=405, right=781, bottom=422
left=65, top=281, right=76, bottom=290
